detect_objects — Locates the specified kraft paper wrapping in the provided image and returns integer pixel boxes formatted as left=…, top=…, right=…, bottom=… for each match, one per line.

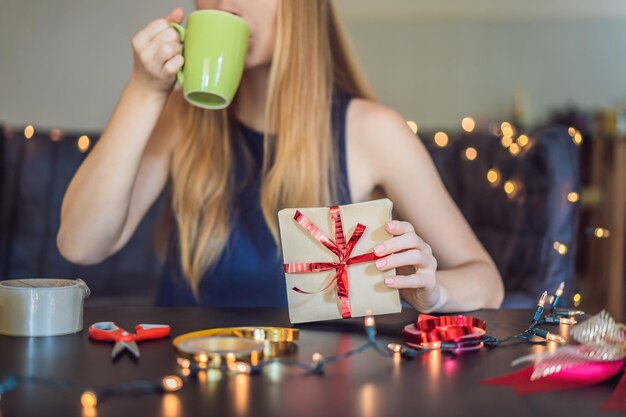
left=278, top=198, right=401, bottom=324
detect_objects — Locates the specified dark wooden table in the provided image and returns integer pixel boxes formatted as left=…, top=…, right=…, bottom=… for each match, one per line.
left=0, top=307, right=622, bottom=417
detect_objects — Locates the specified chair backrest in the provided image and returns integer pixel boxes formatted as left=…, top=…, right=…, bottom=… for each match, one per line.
left=0, top=126, right=165, bottom=306
left=0, top=123, right=580, bottom=308
left=420, top=126, right=581, bottom=307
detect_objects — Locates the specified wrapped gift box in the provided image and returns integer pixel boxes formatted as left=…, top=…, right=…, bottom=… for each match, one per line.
left=278, top=198, right=401, bottom=324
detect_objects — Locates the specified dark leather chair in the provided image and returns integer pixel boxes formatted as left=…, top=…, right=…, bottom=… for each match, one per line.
left=0, top=123, right=580, bottom=307
left=0, top=126, right=165, bottom=306
left=421, top=126, right=580, bottom=306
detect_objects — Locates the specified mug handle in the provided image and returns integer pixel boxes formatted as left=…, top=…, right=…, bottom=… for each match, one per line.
left=170, top=22, right=186, bottom=85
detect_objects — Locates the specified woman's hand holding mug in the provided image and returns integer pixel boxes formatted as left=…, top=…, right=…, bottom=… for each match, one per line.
left=129, top=8, right=185, bottom=95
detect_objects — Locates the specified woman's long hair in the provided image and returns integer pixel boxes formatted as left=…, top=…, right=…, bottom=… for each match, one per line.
left=171, top=0, right=374, bottom=292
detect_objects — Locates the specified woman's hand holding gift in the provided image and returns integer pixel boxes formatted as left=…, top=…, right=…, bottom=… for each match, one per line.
left=375, top=220, right=446, bottom=313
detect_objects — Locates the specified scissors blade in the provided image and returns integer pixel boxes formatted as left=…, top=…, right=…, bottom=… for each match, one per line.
left=124, top=341, right=140, bottom=358
left=111, top=341, right=125, bottom=359
left=111, top=341, right=140, bottom=359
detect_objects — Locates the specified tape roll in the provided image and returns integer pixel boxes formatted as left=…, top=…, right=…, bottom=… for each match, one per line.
left=0, top=278, right=90, bottom=337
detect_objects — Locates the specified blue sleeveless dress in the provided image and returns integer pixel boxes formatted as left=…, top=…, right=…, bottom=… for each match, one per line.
left=156, top=91, right=353, bottom=307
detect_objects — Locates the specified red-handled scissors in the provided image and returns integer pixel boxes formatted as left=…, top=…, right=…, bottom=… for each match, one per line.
left=88, top=322, right=171, bottom=359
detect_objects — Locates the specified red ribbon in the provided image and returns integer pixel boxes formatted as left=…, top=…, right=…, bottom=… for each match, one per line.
left=283, top=206, right=379, bottom=319
left=402, top=314, right=487, bottom=350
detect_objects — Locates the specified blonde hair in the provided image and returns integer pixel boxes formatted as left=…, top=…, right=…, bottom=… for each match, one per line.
left=171, top=0, right=374, bottom=292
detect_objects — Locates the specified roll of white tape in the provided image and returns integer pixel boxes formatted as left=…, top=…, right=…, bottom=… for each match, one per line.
left=0, top=278, right=91, bottom=337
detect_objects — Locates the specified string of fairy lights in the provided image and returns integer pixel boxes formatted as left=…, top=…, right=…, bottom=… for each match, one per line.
left=405, top=117, right=610, bottom=264
left=0, top=281, right=584, bottom=412
left=3, top=125, right=92, bottom=153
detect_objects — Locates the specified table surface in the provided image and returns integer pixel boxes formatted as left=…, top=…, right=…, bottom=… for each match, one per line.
left=0, top=307, right=622, bottom=417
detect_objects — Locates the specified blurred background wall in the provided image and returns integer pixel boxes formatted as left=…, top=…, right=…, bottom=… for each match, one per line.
left=1, top=0, right=626, bottom=130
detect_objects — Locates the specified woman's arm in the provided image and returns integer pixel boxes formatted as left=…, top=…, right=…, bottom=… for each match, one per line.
left=57, top=10, right=186, bottom=265
left=348, top=99, right=504, bottom=312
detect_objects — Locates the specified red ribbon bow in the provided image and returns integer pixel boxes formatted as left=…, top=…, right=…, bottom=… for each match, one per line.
left=283, top=205, right=379, bottom=318
left=402, top=314, right=487, bottom=350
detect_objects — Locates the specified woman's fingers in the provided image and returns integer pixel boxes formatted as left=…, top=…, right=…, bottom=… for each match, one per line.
left=140, top=29, right=182, bottom=62
left=132, top=18, right=171, bottom=50
left=162, top=54, right=184, bottom=77
left=383, top=273, right=435, bottom=290
left=375, top=249, right=432, bottom=271
left=374, top=231, right=428, bottom=256
left=132, top=7, right=184, bottom=51
left=166, top=7, right=185, bottom=23
left=385, top=220, right=414, bottom=235
left=155, top=42, right=183, bottom=63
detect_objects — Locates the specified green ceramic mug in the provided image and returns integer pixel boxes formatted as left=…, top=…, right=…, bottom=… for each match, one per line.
left=171, top=10, right=249, bottom=109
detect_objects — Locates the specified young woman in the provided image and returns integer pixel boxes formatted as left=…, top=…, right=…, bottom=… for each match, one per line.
left=57, top=0, right=504, bottom=312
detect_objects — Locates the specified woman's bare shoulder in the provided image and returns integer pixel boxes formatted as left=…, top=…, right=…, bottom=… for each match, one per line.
left=347, top=99, right=416, bottom=148
left=347, top=98, right=428, bottom=163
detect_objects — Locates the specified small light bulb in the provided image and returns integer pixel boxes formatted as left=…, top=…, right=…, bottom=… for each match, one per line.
left=177, top=358, right=191, bottom=369
left=77, top=135, right=91, bottom=153
left=236, top=363, right=251, bottom=374
left=504, top=180, right=517, bottom=197
left=517, top=134, right=529, bottom=147
left=461, top=117, right=476, bottom=133
left=226, top=352, right=236, bottom=365
left=486, top=169, right=500, bottom=185
left=364, top=316, right=376, bottom=328
left=465, top=147, right=478, bottom=161
left=547, top=295, right=555, bottom=304
left=24, top=125, right=35, bottom=139
left=553, top=309, right=585, bottom=318
left=573, top=293, right=582, bottom=307
left=195, top=353, right=209, bottom=364
left=567, top=192, right=579, bottom=203
left=573, top=132, right=583, bottom=145
left=546, top=333, right=566, bottom=344
left=531, top=327, right=566, bottom=343
left=406, top=121, right=418, bottom=134
left=387, top=343, right=403, bottom=353
left=555, top=282, right=564, bottom=297
left=594, top=227, right=610, bottom=238
left=508, top=143, right=521, bottom=156
left=501, top=136, right=513, bottom=148
left=162, top=376, right=183, bottom=392
left=434, top=131, right=449, bottom=148
left=312, top=352, right=324, bottom=364
left=553, top=242, right=568, bottom=255
left=501, top=122, right=515, bottom=137
left=559, top=317, right=577, bottom=325
left=568, top=127, right=576, bottom=137
left=81, top=391, right=98, bottom=409
left=50, top=128, right=63, bottom=141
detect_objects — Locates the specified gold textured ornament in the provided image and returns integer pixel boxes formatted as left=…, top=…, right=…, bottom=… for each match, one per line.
left=173, top=327, right=299, bottom=367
